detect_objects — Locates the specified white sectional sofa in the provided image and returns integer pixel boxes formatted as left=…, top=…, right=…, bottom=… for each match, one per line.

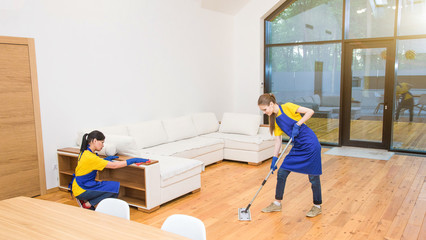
left=75, top=112, right=274, bottom=211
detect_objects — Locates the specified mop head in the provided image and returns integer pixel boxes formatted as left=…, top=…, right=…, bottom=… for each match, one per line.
left=238, top=208, right=251, bottom=221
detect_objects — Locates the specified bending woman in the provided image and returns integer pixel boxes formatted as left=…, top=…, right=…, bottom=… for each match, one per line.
left=71, top=130, right=146, bottom=210
left=258, top=93, right=322, bottom=218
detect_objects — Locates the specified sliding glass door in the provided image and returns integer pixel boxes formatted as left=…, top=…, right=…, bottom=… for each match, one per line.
left=342, top=41, right=395, bottom=148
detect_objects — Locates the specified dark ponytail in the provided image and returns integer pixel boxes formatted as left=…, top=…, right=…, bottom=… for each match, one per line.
left=79, top=130, right=105, bottom=155
left=258, top=93, right=278, bottom=135
left=79, top=133, right=89, bottom=154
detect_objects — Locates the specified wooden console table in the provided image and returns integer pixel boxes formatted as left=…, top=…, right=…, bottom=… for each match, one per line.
left=57, top=148, right=161, bottom=212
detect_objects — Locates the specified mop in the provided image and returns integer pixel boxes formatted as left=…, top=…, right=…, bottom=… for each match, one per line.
left=238, top=138, right=293, bottom=221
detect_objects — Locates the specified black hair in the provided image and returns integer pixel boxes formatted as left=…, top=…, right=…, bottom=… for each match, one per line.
left=79, top=130, right=105, bottom=155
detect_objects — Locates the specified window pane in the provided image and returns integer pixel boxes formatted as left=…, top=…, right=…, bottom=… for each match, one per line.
left=392, top=38, right=426, bottom=153
left=347, top=0, right=396, bottom=39
left=267, top=0, right=343, bottom=44
left=398, top=0, right=426, bottom=36
left=350, top=48, right=387, bottom=143
left=267, top=43, right=342, bottom=144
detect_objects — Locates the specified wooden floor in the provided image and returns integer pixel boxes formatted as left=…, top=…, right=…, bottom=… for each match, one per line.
left=37, top=149, right=426, bottom=240
left=308, top=118, right=426, bottom=151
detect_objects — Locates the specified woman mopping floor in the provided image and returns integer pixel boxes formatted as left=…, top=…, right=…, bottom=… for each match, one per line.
left=258, top=93, right=323, bottom=218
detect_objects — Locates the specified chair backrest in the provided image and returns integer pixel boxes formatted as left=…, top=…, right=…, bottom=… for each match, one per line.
left=95, top=198, right=130, bottom=220
left=161, top=214, right=206, bottom=240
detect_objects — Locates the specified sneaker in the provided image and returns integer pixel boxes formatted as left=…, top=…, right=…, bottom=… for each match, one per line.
left=306, top=206, right=322, bottom=217
left=261, top=202, right=282, bottom=212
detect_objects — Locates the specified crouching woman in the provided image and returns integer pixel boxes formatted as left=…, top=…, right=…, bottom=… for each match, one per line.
left=71, top=130, right=146, bottom=210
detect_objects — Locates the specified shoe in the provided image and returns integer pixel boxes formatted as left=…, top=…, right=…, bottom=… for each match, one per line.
left=261, top=202, right=282, bottom=212
left=78, top=199, right=94, bottom=210
left=306, top=206, right=322, bottom=217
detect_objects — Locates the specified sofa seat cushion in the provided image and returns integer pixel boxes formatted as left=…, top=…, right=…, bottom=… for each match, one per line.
left=201, top=132, right=274, bottom=151
left=157, top=157, right=202, bottom=188
left=136, top=153, right=203, bottom=187
left=172, top=142, right=224, bottom=159
left=140, top=136, right=224, bottom=157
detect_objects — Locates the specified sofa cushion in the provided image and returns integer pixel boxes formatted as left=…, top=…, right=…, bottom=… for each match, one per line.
left=135, top=152, right=203, bottom=182
left=162, top=115, right=198, bottom=142
left=97, top=143, right=117, bottom=156
left=76, top=134, right=138, bottom=156
left=127, top=120, right=168, bottom=149
left=321, top=95, right=340, bottom=107
left=293, top=101, right=319, bottom=111
left=302, top=96, right=314, bottom=103
left=104, top=134, right=139, bottom=157
left=75, top=125, right=128, bottom=146
left=312, top=94, right=321, bottom=106
left=202, top=132, right=274, bottom=145
left=140, top=136, right=224, bottom=157
left=205, top=133, right=274, bottom=151
left=219, top=113, right=261, bottom=136
left=191, top=112, right=219, bottom=135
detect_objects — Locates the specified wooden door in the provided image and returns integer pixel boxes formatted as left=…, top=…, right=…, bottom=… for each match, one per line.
left=0, top=36, right=46, bottom=199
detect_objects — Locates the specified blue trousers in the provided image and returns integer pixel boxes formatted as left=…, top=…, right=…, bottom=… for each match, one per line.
left=77, top=190, right=119, bottom=206
left=275, top=168, right=322, bottom=205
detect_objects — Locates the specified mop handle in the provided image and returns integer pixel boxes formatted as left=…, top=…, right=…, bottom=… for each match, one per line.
left=243, top=138, right=293, bottom=212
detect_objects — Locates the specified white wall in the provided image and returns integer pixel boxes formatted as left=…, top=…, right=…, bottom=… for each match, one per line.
left=232, top=0, right=286, bottom=114
left=0, top=0, right=235, bottom=189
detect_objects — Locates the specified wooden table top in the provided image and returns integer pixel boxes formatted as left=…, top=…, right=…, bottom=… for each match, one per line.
left=0, top=197, right=188, bottom=240
left=58, top=147, right=158, bottom=165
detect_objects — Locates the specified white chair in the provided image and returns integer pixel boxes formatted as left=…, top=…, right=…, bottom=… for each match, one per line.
left=95, top=198, right=130, bottom=220
left=161, top=214, right=206, bottom=240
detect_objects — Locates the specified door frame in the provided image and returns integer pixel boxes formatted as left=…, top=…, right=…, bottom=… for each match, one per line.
left=340, top=39, right=396, bottom=149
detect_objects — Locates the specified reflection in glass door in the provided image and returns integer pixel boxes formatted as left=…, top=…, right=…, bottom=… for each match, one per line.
left=342, top=41, right=394, bottom=148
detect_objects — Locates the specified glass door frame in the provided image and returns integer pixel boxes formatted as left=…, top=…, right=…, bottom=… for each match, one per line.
left=341, top=40, right=396, bottom=149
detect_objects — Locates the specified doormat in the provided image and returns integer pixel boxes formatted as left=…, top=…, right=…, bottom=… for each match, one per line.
left=325, top=146, right=394, bottom=160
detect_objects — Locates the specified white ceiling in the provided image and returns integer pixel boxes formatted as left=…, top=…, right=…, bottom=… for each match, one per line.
left=201, top=0, right=251, bottom=15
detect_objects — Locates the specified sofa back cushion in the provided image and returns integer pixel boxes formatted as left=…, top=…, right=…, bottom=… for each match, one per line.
left=191, top=112, right=219, bottom=135
left=76, top=125, right=128, bottom=146
left=302, top=96, right=314, bottom=103
left=104, top=134, right=139, bottom=156
left=97, top=143, right=117, bottom=156
left=162, top=115, right=198, bottom=142
left=312, top=94, right=321, bottom=106
left=219, top=112, right=261, bottom=136
left=76, top=133, right=138, bottom=157
left=321, top=95, right=340, bottom=107
left=127, top=120, right=168, bottom=149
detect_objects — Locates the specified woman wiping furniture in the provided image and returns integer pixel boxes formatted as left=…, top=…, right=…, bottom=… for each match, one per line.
left=257, top=93, right=323, bottom=218
left=71, top=130, right=147, bottom=210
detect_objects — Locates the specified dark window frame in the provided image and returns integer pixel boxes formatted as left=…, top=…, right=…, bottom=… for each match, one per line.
left=264, top=0, right=426, bottom=154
